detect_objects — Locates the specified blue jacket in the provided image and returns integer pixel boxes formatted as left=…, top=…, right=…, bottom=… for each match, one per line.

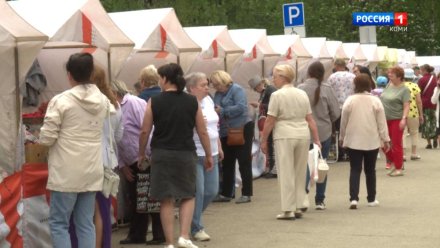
left=139, top=86, right=161, bottom=102
left=214, top=83, right=248, bottom=138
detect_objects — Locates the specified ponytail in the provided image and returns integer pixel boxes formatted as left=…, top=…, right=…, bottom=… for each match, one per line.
left=307, top=61, right=325, bottom=106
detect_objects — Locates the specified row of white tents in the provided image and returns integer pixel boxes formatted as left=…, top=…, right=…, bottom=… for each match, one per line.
left=0, top=0, right=438, bottom=174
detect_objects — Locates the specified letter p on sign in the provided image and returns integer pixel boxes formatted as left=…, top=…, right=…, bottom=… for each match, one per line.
left=283, top=2, right=305, bottom=27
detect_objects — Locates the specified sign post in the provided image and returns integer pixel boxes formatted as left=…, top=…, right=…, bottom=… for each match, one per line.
left=283, top=2, right=306, bottom=37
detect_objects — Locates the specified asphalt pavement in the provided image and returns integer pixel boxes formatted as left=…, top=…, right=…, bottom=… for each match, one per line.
left=112, top=136, right=440, bottom=248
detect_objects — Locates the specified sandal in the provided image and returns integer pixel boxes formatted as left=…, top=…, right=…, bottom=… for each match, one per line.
left=410, top=155, right=421, bottom=160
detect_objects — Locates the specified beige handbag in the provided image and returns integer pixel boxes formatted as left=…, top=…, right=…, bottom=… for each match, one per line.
left=317, top=149, right=329, bottom=183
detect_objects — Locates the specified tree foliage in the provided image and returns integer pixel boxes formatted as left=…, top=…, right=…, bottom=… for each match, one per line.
left=33, top=0, right=439, bottom=56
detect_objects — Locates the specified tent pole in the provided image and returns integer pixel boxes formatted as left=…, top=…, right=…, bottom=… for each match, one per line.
left=261, top=59, right=264, bottom=77
left=224, top=56, right=227, bottom=73
left=107, top=51, right=112, bottom=82
left=296, top=59, right=298, bottom=84
left=14, top=46, right=20, bottom=131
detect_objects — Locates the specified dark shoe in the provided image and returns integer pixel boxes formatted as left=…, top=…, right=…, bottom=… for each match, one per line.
left=410, top=155, right=421, bottom=160
left=212, top=195, right=231, bottom=203
left=146, top=238, right=166, bottom=245
left=119, top=237, right=146, bottom=245
left=294, top=210, right=303, bottom=218
left=264, top=172, right=277, bottom=179
left=299, top=207, right=308, bottom=212
left=426, top=144, right=433, bottom=149
left=235, top=196, right=251, bottom=204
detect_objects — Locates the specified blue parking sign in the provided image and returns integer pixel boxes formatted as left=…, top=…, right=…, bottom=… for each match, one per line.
left=283, top=2, right=305, bottom=27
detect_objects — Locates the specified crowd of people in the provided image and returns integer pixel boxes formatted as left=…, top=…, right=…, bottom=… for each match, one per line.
left=39, top=52, right=440, bottom=248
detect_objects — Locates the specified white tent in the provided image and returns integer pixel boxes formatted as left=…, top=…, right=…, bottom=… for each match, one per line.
left=0, top=0, right=48, bottom=174
left=360, top=44, right=380, bottom=72
left=405, top=51, right=418, bottom=67
left=10, top=0, right=134, bottom=104
left=110, top=8, right=201, bottom=87
left=342, top=42, right=368, bottom=65
left=229, top=29, right=279, bottom=101
left=184, top=25, right=243, bottom=76
left=300, top=37, right=334, bottom=82
left=267, top=34, right=312, bottom=85
left=325, top=41, right=349, bottom=60
left=397, top=49, right=409, bottom=68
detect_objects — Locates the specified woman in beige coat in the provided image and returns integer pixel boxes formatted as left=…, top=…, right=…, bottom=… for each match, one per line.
left=261, top=64, right=320, bottom=220
left=39, top=53, right=112, bottom=248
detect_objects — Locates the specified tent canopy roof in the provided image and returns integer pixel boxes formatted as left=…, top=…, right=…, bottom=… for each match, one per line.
left=0, top=0, right=47, bottom=41
left=184, top=25, right=243, bottom=54
left=325, top=41, right=349, bottom=60
left=110, top=8, right=200, bottom=53
left=360, top=44, right=380, bottom=62
left=229, top=29, right=278, bottom=57
left=301, top=37, right=332, bottom=59
left=267, top=35, right=311, bottom=58
left=9, top=0, right=133, bottom=49
left=342, top=42, right=367, bottom=61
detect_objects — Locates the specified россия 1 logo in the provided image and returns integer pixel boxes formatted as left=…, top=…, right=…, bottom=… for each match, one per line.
left=352, top=12, right=408, bottom=32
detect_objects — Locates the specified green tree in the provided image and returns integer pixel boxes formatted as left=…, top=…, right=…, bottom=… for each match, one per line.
left=99, top=0, right=439, bottom=55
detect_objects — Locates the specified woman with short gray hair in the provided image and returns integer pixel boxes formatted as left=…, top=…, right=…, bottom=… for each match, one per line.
left=185, top=72, right=223, bottom=241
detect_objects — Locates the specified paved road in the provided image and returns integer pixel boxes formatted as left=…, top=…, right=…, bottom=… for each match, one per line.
left=112, top=138, right=440, bottom=248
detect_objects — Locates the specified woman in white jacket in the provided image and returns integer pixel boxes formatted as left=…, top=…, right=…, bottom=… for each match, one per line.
left=431, top=73, right=440, bottom=146
left=39, top=53, right=112, bottom=248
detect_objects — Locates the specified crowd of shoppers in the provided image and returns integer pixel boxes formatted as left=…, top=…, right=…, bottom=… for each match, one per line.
left=40, top=51, right=438, bottom=247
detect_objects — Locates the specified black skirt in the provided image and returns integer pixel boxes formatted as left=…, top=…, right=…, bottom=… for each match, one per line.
left=150, top=149, right=197, bottom=201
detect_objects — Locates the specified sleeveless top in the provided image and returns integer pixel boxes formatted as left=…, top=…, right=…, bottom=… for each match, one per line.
left=151, top=91, right=198, bottom=151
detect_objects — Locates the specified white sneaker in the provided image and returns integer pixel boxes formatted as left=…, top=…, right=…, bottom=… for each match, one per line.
left=177, top=237, right=198, bottom=248
left=193, top=229, right=210, bottom=241
left=368, top=200, right=380, bottom=207
left=164, top=245, right=175, bottom=248
left=349, top=200, right=358, bottom=209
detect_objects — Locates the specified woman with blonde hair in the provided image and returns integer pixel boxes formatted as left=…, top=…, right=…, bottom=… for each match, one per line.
left=89, top=65, right=123, bottom=248
left=211, top=70, right=253, bottom=204
left=139, top=65, right=161, bottom=102
left=261, top=64, right=320, bottom=220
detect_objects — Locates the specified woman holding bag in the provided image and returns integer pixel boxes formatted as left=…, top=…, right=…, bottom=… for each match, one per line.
left=211, top=70, right=253, bottom=204
left=261, top=64, right=320, bottom=220
left=298, top=61, right=340, bottom=210
left=419, top=64, right=438, bottom=149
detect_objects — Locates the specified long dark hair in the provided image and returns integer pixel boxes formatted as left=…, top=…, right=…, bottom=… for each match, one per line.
left=157, top=63, right=186, bottom=93
left=307, top=61, right=325, bottom=106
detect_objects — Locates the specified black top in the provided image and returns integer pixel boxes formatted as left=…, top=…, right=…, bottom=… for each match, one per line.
left=259, top=85, right=277, bottom=116
left=151, top=91, right=198, bottom=151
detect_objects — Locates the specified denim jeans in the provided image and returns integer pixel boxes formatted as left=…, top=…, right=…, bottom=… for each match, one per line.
left=305, top=137, right=331, bottom=204
left=49, top=191, right=96, bottom=248
left=191, top=155, right=219, bottom=234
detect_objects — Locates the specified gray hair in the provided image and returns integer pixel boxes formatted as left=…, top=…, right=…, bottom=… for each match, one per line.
left=185, top=72, right=207, bottom=93
left=111, top=80, right=129, bottom=97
